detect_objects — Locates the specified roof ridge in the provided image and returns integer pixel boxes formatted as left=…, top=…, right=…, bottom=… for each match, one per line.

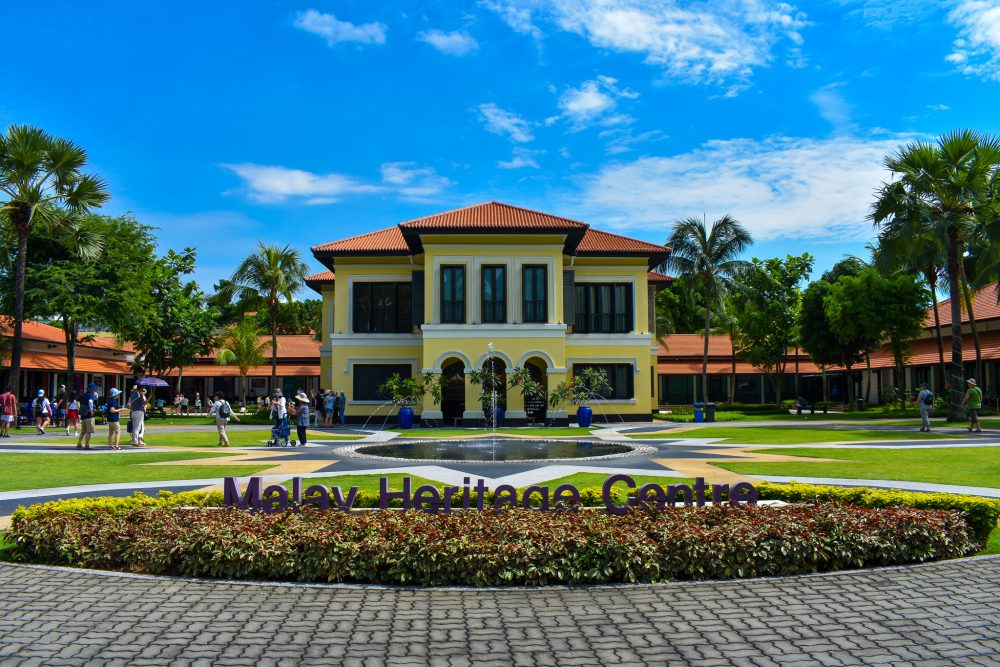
left=398, top=200, right=589, bottom=228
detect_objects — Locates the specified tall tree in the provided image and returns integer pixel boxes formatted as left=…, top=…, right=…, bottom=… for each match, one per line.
left=225, top=243, right=309, bottom=393
left=215, top=318, right=272, bottom=405
left=871, top=130, right=1000, bottom=420
left=798, top=280, right=841, bottom=402
left=733, top=254, right=813, bottom=405
left=662, top=215, right=752, bottom=404
left=0, top=125, right=109, bottom=397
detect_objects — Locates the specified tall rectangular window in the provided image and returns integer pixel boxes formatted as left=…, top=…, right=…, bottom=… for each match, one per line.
left=440, top=265, right=466, bottom=323
left=522, top=265, right=547, bottom=323
left=481, top=265, right=506, bottom=323
left=573, top=283, right=633, bottom=333
left=352, top=283, right=412, bottom=333
left=572, top=363, right=634, bottom=400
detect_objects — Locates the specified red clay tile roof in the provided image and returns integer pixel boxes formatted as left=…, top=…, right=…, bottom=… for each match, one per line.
left=399, top=201, right=587, bottom=230
left=197, top=334, right=320, bottom=361
left=312, top=226, right=409, bottom=255
left=926, top=285, right=1000, bottom=327
left=576, top=228, right=670, bottom=256
left=305, top=270, right=335, bottom=283
left=647, top=271, right=672, bottom=284
left=0, top=319, right=132, bottom=352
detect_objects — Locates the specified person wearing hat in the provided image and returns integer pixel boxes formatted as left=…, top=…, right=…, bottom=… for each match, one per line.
left=293, top=390, right=310, bottom=446
left=269, top=388, right=287, bottom=432
left=961, top=378, right=983, bottom=433
left=75, top=383, right=99, bottom=449
left=32, top=390, right=51, bottom=435
left=913, top=382, right=934, bottom=432
left=106, top=388, right=123, bottom=450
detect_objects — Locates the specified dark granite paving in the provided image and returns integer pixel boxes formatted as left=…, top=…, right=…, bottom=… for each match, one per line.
left=0, top=558, right=998, bottom=666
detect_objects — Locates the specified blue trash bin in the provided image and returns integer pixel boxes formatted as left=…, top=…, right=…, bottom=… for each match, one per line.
left=693, top=402, right=705, bottom=423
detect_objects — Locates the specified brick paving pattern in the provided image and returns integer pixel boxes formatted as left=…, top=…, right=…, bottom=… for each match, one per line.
left=0, top=558, right=998, bottom=666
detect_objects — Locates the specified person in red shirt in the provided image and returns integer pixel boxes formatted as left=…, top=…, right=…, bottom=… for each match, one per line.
left=0, top=386, right=18, bottom=438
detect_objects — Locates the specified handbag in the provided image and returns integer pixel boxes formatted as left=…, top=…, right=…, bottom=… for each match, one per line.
left=127, top=420, right=134, bottom=434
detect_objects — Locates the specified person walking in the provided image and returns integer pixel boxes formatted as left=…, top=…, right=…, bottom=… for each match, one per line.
left=914, top=382, right=934, bottom=432
left=337, top=390, right=346, bottom=427
left=56, top=384, right=69, bottom=432
left=194, top=392, right=203, bottom=415
left=0, top=386, right=16, bottom=438
left=293, top=390, right=310, bottom=446
left=269, top=388, right=287, bottom=431
left=106, top=388, right=123, bottom=450
left=210, top=391, right=239, bottom=446
left=962, top=378, right=983, bottom=433
left=66, top=393, right=80, bottom=437
left=127, top=385, right=147, bottom=447
left=32, top=390, right=51, bottom=434
left=76, top=383, right=98, bottom=450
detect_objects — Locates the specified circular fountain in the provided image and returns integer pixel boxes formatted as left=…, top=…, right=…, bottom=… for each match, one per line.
left=333, top=437, right=655, bottom=463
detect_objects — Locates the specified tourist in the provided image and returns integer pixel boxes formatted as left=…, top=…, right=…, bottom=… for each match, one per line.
left=67, top=393, right=80, bottom=437
left=294, top=390, right=310, bottom=446
left=210, top=391, right=239, bottom=446
left=0, top=385, right=16, bottom=438
left=128, top=385, right=147, bottom=447
left=269, top=388, right=287, bottom=431
left=194, top=392, right=203, bottom=415
left=914, top=382, right=934, bottom=432
left=106, top=388, right=123, bottom=450
left=76, top=383, right=98, bottom=450
left=338, top=390, right=346, bottom=427
left=180, top=393, right=189, bottom=415
left=56, top=384, right=69, bottom=432
left=311, top=388, right=322, bottom=426
left=324, top=390, right=335, bottom=427
left=962, top=378, right=983, bottom=433
left=32, top=390, right=50, bottom=435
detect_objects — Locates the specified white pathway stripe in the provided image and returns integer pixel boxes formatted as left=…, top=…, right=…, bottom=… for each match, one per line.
left=753, top=475, right=1000, bottom=498
left=494, top=465, right=683, bottom=488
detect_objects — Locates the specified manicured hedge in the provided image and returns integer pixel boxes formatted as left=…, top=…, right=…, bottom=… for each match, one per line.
left=6, top=501, right=976, bottom=585
left=754, top=482, right=1000, bottom=542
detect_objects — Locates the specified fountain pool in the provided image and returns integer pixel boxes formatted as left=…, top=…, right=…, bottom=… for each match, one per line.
left=334, top=438, right=655, bottom=463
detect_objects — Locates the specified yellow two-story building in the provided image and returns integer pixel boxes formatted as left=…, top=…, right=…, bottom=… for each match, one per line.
left=309, top=202, right=670, bottom=426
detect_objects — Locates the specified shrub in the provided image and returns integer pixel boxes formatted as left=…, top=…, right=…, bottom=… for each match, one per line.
left=5, top=503, right=975, bottom=585
left=755, top=482, right=1000, bottom=542
left=654, top=411, right=748, bottom=422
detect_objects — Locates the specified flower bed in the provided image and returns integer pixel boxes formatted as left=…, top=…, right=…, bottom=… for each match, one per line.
left=6, top=501, right=976, bottom=586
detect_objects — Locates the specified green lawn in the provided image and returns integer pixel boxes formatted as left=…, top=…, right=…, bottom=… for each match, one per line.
left=0, top=452, right=273, bottom=492
left=715, top=446, right=1000, bottom=489
left=540, top=472, right=695, bottom=489
left=35, top=428, right=361, bottom=448
left=632, top=426, right=959, bottom=445
left=401, top=427, right=596, bottom=438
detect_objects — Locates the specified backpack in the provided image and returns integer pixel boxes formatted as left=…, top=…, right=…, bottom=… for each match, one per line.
left=922, top=392, right=933, bottom=407
left=78, top=395, right=94, bottom=419
left=218, top=400, right=232, bottom=418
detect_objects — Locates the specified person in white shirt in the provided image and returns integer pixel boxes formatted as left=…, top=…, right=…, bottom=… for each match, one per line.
left=210, top=392, right=239, bottom=446
left=32, top=390, right=51, bottom=435
left=269, top=388, right=287, bottom=430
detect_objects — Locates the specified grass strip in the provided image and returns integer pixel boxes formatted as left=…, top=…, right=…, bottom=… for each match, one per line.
left=632, top=426, right=959, bottom=444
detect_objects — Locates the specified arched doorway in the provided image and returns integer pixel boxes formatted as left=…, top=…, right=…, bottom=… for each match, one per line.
left=523, top=357, right=548, bottom=424
left=440, top=359, right=466, bottom=425
left=480, top=356, right=507, bottom=426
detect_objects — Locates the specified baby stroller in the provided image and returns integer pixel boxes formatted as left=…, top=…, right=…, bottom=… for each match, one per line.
left=267, top=416, right=297, bottom=447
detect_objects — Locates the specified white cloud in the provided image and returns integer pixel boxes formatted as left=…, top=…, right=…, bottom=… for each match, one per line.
left=573, top=135, right=911, bottom=242
left=379, top=162, right=452, bottom=199
left=836, top=0, right=937, bottom=30
left=599, top=127, right=666, bottom=154
left=477, top=103, right=535, bottom=142
left=293, top=9, right=387, bottom=46
left=948, top=1, right=1000, bottom=81
left=809, top=83, right=854, bottom=129
left=927, top=103, right=951, bottom=111
left=498, top=148, right=545, bottom=169
left=549, top=76, right=638, bottom=130
left=481, top=0, right=544, bottom=39
left=222, top=162, right=449, bottom=204
left=418, top=29, right=479, bottom=55
left=488, top=1, right=807, bottom=90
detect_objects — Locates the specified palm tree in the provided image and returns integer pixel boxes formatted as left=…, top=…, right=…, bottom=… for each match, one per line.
left=871, top=130, right=1000, bottom=420
left=662, top=215, right=753, bottom=405
left=0, top=125, right=108, bottom=398
left=215, top=318, right=272, bottom=405
left=225, top=242, right=308, bottom=393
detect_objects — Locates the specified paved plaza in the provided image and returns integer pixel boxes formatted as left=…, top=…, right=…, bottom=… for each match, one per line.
left=1, top=557, right=998, bottom=666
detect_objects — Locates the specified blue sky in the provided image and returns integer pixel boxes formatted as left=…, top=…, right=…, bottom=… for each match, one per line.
left=5, top=1, right=1000, bottom=290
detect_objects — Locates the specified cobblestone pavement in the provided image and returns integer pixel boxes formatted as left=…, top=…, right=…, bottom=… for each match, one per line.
left=1, top=558, right=999, bottom=667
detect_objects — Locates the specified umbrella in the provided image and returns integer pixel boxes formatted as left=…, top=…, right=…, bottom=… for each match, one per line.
left=136, top=376, right=169, bottom=387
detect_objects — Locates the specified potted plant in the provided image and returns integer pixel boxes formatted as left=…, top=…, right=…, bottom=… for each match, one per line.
left=377, top=372, right=443, bottom=429
left=548, top=367, right=612, bottom=428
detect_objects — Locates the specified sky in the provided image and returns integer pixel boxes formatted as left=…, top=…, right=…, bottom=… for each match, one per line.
left=4, top=0, right=1000, bottom=291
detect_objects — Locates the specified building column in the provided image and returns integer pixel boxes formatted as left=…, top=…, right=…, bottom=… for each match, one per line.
left=462, top=371, right=484, bottom=423
left=547, top=368, right=568, bottom=425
